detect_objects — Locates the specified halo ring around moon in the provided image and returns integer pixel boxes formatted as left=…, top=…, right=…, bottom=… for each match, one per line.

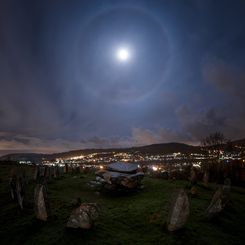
left=75, top=6, right=172, bottom=103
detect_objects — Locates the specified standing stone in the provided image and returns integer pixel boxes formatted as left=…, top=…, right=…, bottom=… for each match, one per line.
left=50, top=166, right=55, bottom=178
left=67, top=203, right=99, bottom=229
left=34, top=165, right=40, bottom=181
left=222, top=178, right=231, bottom=205
left=53, top=166, right=57, bottom=178
left=71, top=165, right=76, bottom=175
left=44, top=166, right=50, bottom=181
left=39, top=166, right=45, bottom=177
left=16, top=175, right=24, bottom=209
left=167, top=189, right=190, bottom=231
left=76, top=166, right=80, bottom=174
left=10, top=170, right=17, bottom=200
left=65, top=163, right=69, bottom=173
left=47, top=167, right=52, bottom=181
left=59, top=166, right=64, bottom=176
left=206, top=187, right=223, bottom=219
left=34, top=184, right=48, bottom=221
left=190, top=186, right=198, bottom=197
left=54, top=165, right=60, bottom=178
left=10, top=170, right=25, bottom=209
left=190, top=167, right=197, bottom=185
left=223, top=178, right=231, bottom=192
left=203, top=170, right=209, bottom=187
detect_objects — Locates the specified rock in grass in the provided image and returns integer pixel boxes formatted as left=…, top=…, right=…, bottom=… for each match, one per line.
left=34, top=184, right=48, bottom=221
left=167, top=189, right=190, bottom=232
left=67, top=203, right=99, bottom=229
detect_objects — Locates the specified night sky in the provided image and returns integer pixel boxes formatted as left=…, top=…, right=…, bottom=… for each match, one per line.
left=1, top=0, right=245, bottom=155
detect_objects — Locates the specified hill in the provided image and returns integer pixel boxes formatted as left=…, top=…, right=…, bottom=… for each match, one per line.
left=0, top=142, right=200, bottom=162
left=232, top=138, right=245, bottom=146
left=0, top=153, right=45, bottom=163
left=1, top=138, right=244, bottom=163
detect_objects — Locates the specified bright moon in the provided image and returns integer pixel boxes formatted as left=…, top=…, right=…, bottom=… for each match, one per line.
left=116, top=48, right=130, bottom=62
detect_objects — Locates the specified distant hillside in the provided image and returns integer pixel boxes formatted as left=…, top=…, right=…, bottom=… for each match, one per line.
left=0, top=153, right=45, bottom=163
left=131, top=142, right=200, bottom=154
left=232, top=138, right=245, bottom=146
left=1, top=138, right=244, bottom=163
left=0, top=142, right=200, bottom=163
left=45, top=142, right=202, bottom=160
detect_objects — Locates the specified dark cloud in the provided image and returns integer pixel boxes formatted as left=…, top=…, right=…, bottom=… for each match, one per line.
left=203, top=57, right=245, bottom=99
left=132, top=127, right=191, bottom=145
left=176, top=106, right=227, bottom=141
left=0, top=0, right=245, bottom=153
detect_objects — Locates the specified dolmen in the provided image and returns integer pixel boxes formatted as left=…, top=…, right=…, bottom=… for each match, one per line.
left=94, top=162, right=144, bottom=191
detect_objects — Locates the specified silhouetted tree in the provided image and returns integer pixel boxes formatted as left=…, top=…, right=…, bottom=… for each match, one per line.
left=201, top=132, right=227, bottom=159
left=201, top=132, right=226, bottom=149
left=201, top=132, right=227, bottom=183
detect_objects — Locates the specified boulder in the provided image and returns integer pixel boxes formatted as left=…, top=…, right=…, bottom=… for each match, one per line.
left=167, top=189, right=190, bottom=231
left=67, top=203, right=99, bottom=229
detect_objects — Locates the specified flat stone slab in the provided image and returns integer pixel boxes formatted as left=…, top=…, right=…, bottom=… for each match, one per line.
left=107, top=162, right=138, bottom=173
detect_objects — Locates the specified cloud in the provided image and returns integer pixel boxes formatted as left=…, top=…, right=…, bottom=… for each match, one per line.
left=0, top=132, right=83, bottom=154
left=203, top=57, right=245, bottom=99
left=0, top=132, right=133, bottom=155
left=132, top=127, right=191, bottom=146
left=0, top=127, right=194, bottom=156
left=202, top=57, right=245, bottom=138
left=176, top=106, right=227, bottom=141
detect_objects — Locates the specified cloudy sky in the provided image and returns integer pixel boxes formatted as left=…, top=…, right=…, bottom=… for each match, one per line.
left=0, top=0, right=245, bottom=155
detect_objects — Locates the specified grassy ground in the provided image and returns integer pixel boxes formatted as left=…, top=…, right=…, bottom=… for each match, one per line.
left=0, top=163, right=245, bottom=245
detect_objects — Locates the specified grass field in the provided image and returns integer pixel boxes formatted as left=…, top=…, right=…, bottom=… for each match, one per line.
left=0, top=163, right=245, bottom=245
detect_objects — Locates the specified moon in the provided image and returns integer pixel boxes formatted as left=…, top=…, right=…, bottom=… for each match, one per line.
left=116, top=47, right=130, bottom=62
